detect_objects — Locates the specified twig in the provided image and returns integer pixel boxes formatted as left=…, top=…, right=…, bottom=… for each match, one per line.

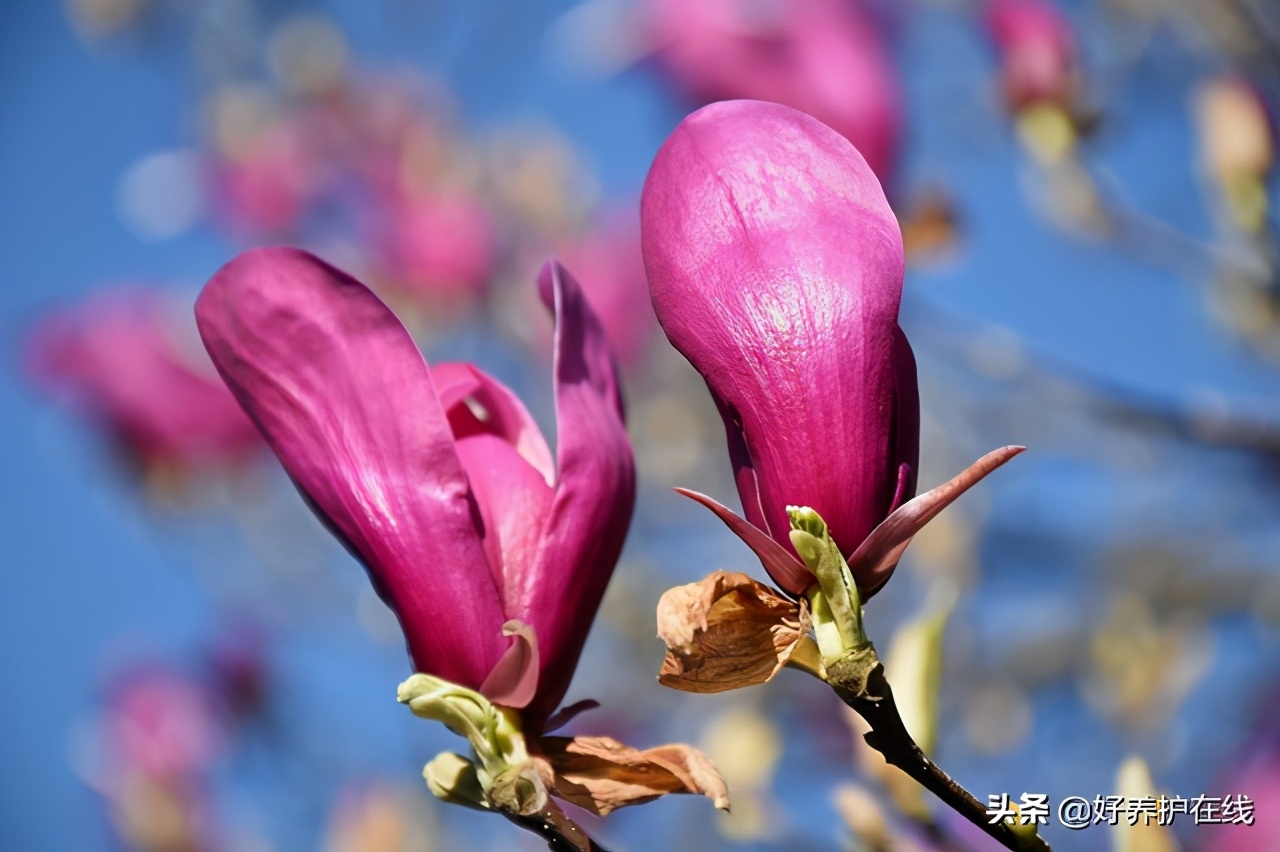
left=834, top=662, right=1051, bottom=852
left=502, top=800, right=610, bottom=852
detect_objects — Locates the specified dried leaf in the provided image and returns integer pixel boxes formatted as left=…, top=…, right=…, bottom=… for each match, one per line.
left=656, top=570, right=809, bottom=693
left=537, top=735, right=730, bottom=815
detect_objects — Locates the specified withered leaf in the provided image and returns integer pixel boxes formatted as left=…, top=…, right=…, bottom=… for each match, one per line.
left=537, top=735, right=730, bottom=816
left=656, top=570, right=810, bottom=693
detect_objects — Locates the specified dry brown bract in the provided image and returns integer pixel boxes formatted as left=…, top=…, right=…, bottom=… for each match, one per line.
left=656, top=570, right=812, bottom=693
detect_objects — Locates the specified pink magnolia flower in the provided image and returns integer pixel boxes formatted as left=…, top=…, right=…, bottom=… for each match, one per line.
left=195, top=247, right=633, bottom=732
left=642, top=100, right=1019, bottom=599
left=643, top=0, right=902, bottom=186
left=372, top=189, right=496, bottom=306
left=26, top=289, right=261, bottom=471
left=102, top=667, right=226, bottom=781
left=210, top=119, right=319, bottom=237
left=91, top=665, right=224, bottom=852
left=555, top=209, right=657, bottom=367
left=1208, top=697, right=1280, bottom=852
left=984, top=0, right=1077, bottom=114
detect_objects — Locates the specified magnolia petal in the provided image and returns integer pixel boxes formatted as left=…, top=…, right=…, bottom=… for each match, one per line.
left=479, top=621, right=540, bottom=710
left=885, top=326, right=920, bottom=516
left=642, top=100, right=908, bottom=571
left=850, top=446, right=1025, bottom=598
left=27, top=290, right=260, bottom=464
left=537, top=735, right=730, bottom=816
left=656, top=570, right=809, bottom=693
left=711, top=390, right=771, bottom=537
left=517, top=260, right=637, bottom=729
left=674, top=489, right=811, bottom=597
left=452, top=433, right=555, bottom=610
left=196, top=247, right=506, bottom=686
left=432, top=362, right=555, bottom=486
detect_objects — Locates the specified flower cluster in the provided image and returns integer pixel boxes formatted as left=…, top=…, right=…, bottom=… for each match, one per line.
left=185, top=98, right=1025, bottom=849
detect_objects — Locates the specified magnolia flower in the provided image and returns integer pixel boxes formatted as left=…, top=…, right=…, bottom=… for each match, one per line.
left=373, top=189, right=496, bottom=307
left=1194, top=75, right=1274, bottom=235
left=26, top=289, right=261, bottom=478
left=1208, top=696, right=1280, bottom=852
left=984, top=0, right=1077, bottom=115
left=643, top=0, right=902, bottom=185
left=641, top=100, right=1020, bottom=690
left=85, top=666, right=226, bottom=852
left=210, top=118, right=319, bottom=237
left=196, top=247, right=726, bottom=817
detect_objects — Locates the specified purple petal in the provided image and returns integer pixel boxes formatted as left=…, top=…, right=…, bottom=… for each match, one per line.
left=453, top=433, right=554, bottom=613
left=710, top=389, right=772, bottom=537
left=850, top=446, right=1025, bottom=598
left=518, top=259, right=637, bottom=730
left=195, top=247, right=506, bottom=688
left=642, top=100, right=907, bottom=566
left=673, top=488, right=812, bottom=597
left=885, top=326, right=920, bottom=515
left=26, top=290, right=260, bottom=464
left=432, top=362, right=555, bottom=485
left=479, top=620, right=540, bottom=709
left=432, top=361, right=558, bottom=610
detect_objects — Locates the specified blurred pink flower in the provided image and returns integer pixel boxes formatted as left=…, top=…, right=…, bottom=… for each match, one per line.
left=196, top=247, right=634, bottom=731
left=555, top=209, right=656, bottom=367
left=210, top=120, right=319, bottom=237
left=1208, top=703, right=1280, bottom=851
left=373, top=189, right=496, bottom=306
left=103, top=668, right=225, bottom=780
left=643, top=100, right=1017, bottom=598
left=26, top=290, right=261, bottom=471
left=92, top=665, right=225, bottom=852
left=984, top=0, right=1077, bottom=113
left=643, top=0, right=902, bottom=186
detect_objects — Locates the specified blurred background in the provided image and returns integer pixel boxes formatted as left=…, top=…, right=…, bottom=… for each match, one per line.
left=2, top=0, right=1278, bottom=850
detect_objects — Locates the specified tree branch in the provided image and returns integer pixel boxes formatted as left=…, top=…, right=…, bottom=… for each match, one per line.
left=834, top=662, right=1051, bottom=852
left=502, top=800, right=610, bottom=852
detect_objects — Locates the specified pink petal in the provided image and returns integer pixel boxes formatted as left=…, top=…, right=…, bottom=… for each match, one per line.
left=886, top=326, right=920, bottom=514
left=453, top=433, right=554, bottom=612
left=26, top=290, right=260, bottom=465
left=850, top=446, right=1026, bottom=598
left=985, top=0, right=1077, bottom=111
left=195, top=247, right=506, bottom=688
left=673, top=488, right=812, bottom=597
left=642, top=100, right=909, bottom=567
left=711, top=389, right=772, bottom=537
left=432, top=362, right=555, bottom=485
left=518, top=259, right=637, bottom=730
left=479, top=620, right=540, bottom=709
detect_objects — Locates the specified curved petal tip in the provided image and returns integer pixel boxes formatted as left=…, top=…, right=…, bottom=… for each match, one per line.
left=674, top=487, right=812, bottom=596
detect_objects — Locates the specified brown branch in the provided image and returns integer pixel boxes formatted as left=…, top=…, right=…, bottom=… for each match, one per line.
left=834, top=662, right=1051, bottom=852
left=502, top=800, right=610, bottom=852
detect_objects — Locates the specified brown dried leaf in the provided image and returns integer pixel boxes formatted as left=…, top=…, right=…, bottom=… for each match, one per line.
left=537, top=735, right=730, bottom=816
left=656, top=570, right=809, bottom=693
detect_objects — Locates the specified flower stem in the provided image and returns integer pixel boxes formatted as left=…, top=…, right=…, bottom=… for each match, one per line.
left=833, top=662, right=1051, bottom=852
left=502, top=800, right=610, bottom=852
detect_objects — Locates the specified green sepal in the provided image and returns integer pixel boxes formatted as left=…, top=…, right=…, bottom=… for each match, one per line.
left=788, top=506, right=867, bottom=661
left=397, top=674, right=547, bottom=815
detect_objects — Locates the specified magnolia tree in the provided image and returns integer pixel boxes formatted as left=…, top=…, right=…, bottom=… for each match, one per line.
left=194, top=100, right=1047, bottom=851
